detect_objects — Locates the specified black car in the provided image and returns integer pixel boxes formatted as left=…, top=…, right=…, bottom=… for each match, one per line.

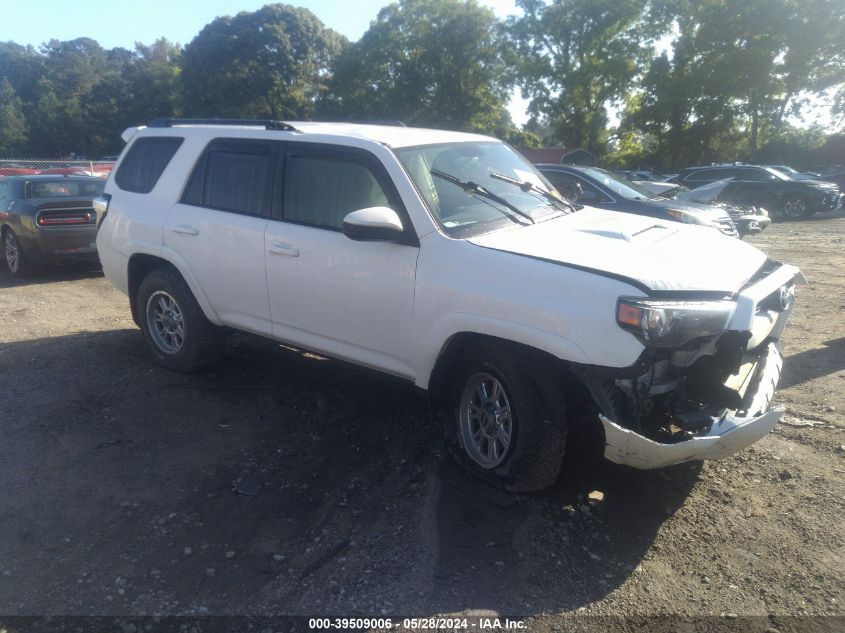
left=536, top=164, right=741, bottom=237
left=0, top=175, right=105, bottom=277
left=673, top=164, right=843, bottom=219
left=808, top=165, right=845, bottom=191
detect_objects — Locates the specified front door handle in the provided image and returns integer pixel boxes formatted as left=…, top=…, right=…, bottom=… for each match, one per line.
left=171, top=224, right=199, bottom=236
left=268, top=241, right=299, bottom=257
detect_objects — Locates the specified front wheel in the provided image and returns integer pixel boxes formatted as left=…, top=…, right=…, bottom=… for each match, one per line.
left=136, top=267, right=223, bottom=372
left=782, top=195, right=812, bottom=220
left=450, top=343, right=567, bottom=492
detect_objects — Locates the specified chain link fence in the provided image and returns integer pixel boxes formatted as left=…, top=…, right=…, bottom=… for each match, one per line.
left=0, top=159, right=114, bottom=178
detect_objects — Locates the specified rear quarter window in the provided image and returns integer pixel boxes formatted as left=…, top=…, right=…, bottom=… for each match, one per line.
left=115, top=137, right=184, bottom=194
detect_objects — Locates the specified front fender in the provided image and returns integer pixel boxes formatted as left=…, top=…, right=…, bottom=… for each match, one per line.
left=414, top=313, right=592, bottom=389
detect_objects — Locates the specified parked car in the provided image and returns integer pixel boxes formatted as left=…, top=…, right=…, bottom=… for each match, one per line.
left=0, top=165, right=40, bottom=176
left=632, top=180, right=686, bottom=196
left=674, top=179, right=771, bottom=237
left=97, top=119, right=801, bottom=491
left=672, top=164, right=843, bottom=219
left=806, top=165, right=845, bottom=191
left=537, top=164, right=741, bottom=237
left=616, top=169, right=664, bottom=182
left=0, top=175, right=105, bottom=276
left=763, top=165, right=820, bottom=181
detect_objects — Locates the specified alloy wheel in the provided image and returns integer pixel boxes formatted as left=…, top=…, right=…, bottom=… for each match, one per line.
left=4, top=232, right=19, bottom=273
left=459, top=372, right=514, bottom=469
left=783, top=197, right=808, bottom=218
left=146, top=290, right=186, bottom=354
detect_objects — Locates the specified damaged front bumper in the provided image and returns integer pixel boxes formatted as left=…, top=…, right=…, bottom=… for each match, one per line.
left=589, top=262, right=802, bottom=470
left=600, top=342, right=783, bottom=469
left=732, top=213, right=771, bottom=237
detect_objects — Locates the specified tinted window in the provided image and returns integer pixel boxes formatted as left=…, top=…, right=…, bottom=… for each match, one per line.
left=545, top=173, right=610, bottom=203
left=26, top=180, right=105, bottom=198
left=283, top=153, right=391, bottom=231
left=182, top=140, right=274, bottom=216
left=115, top=137, right=183, bottom=193
left=737, top=167, right=779, bottom=182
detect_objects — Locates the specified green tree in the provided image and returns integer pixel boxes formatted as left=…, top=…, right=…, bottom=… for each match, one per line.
left=506, top=0, right=660, bottom=154
left=181, top=4, right=346, bottom=119
left=322, top=0, right=514, bottom=134
left=0, top=78, right=27, bottom=155
left=620, top=0, right=845, bottom=166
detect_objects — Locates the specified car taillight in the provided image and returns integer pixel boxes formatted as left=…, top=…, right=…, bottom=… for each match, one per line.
left=93, top=194, right=111, bottom=227
left=37, top=213, right=94, bottom=226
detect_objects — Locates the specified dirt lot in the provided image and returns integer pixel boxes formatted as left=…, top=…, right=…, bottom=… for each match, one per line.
left=0, top=211, right=843, bottom=631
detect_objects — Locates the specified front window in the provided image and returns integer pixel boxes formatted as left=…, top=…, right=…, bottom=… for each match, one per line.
left=395, top=141, right=565, bottom=237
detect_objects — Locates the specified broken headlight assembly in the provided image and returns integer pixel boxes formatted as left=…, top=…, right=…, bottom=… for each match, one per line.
left=616, top=298, right=736, bottom=347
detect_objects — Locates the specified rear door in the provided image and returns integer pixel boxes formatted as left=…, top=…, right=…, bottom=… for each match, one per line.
left=264, top=143, right=419, bottom=379
left=164, top=139, right=275, bottom=336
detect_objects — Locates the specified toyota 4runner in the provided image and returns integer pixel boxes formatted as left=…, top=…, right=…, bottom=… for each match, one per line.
left=95, top=119, right=802, bottom=491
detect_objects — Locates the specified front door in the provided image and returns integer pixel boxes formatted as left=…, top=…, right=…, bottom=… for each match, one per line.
left=265, top=144, right=419, bottom=379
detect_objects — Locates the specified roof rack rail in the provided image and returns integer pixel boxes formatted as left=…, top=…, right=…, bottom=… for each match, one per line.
left=349, top=118, right=407, bottom=127
left=148, top=118, right=299, bottom=132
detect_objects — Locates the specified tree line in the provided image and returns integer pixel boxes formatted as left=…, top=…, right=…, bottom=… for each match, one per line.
left=1, top=0, right=843, bottom=170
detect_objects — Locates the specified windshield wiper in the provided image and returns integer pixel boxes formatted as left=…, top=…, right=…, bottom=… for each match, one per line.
left=489, top=171, right=580, bottom=212
left=430, top=169, right=535, bottom=225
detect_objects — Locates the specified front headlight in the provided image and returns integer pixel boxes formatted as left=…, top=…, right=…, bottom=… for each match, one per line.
left=665, top=209, right=708, bottom=225
left=616, top=297, right=736, bottom=346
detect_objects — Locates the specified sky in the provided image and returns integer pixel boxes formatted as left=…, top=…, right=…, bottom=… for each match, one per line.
left=1, top=0, right=531, bottom=124
left=1, top=0, right=836, bottom=131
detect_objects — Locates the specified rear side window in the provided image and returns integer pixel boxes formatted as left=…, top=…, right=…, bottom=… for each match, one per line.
left=182, top=140, right=274, bottom=216
left=115, top=137, right=183, bottom=193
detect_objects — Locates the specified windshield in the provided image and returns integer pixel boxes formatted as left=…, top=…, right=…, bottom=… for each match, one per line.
left=576, top=166, right=657, bottom=200
left=395, top=141, right=565, bottom=237
left=26, top=180, right=105, bottom=198
left=769, top=165, right=799, bottom=176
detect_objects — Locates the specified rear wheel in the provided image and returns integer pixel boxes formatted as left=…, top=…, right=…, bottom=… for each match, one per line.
left=448, top=342, right=568, bottom=492
left=3, top=229, right=31, bottom=278
left=136, top=267, right=223, bottom=372
left=782, top=195, right=812, bottom=219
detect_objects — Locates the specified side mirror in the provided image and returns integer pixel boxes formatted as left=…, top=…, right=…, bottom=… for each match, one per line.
left=342, top=206, right=406, bottom=243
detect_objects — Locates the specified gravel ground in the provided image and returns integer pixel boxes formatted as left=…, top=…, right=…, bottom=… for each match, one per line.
left=0, top=211, right=843, bottom=632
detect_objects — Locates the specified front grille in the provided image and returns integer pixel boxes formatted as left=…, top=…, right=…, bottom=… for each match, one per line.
left=822, top=193, right=843, bottom=209
left=713, top=215, right=738, bottom=237
left=36, top=206, right=96, bottom=226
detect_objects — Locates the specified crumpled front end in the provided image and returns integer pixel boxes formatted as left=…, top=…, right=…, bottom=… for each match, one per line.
left=714, top=202, right=771, bottom=238
left=579, top=261, right=801, bottom=469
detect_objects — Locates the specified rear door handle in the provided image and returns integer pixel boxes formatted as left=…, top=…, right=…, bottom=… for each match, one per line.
left=268, top=241, right=299, bottom=257
left=171, top=224, right=199, bottom=236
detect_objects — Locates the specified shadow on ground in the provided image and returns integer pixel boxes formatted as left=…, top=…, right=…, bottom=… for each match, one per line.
left=0, top=262, right=103, bottom=288
left=781, top=337, right=845, bottom=389
left=0, top=329, right=697, bottom=616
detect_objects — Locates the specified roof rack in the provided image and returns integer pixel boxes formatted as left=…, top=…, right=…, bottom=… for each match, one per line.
left=349, top=119, right=407, bottom=127
left=148, top=118, right=299, bottom=132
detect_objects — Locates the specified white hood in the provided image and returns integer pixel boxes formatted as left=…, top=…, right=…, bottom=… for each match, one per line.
left=468, top=207, right=767, bottom=293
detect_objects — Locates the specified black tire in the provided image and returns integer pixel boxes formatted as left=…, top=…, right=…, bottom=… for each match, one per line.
left=136, top=267, right=223, bottom=372
left=447, top=342, right=567, bottom=492
left=3, top=228, right=32, bottom=278
left=781, top=194, right=813, bottom=220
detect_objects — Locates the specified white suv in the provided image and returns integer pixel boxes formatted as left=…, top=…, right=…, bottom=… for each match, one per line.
left=96, top=119, right=801, bottom=491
